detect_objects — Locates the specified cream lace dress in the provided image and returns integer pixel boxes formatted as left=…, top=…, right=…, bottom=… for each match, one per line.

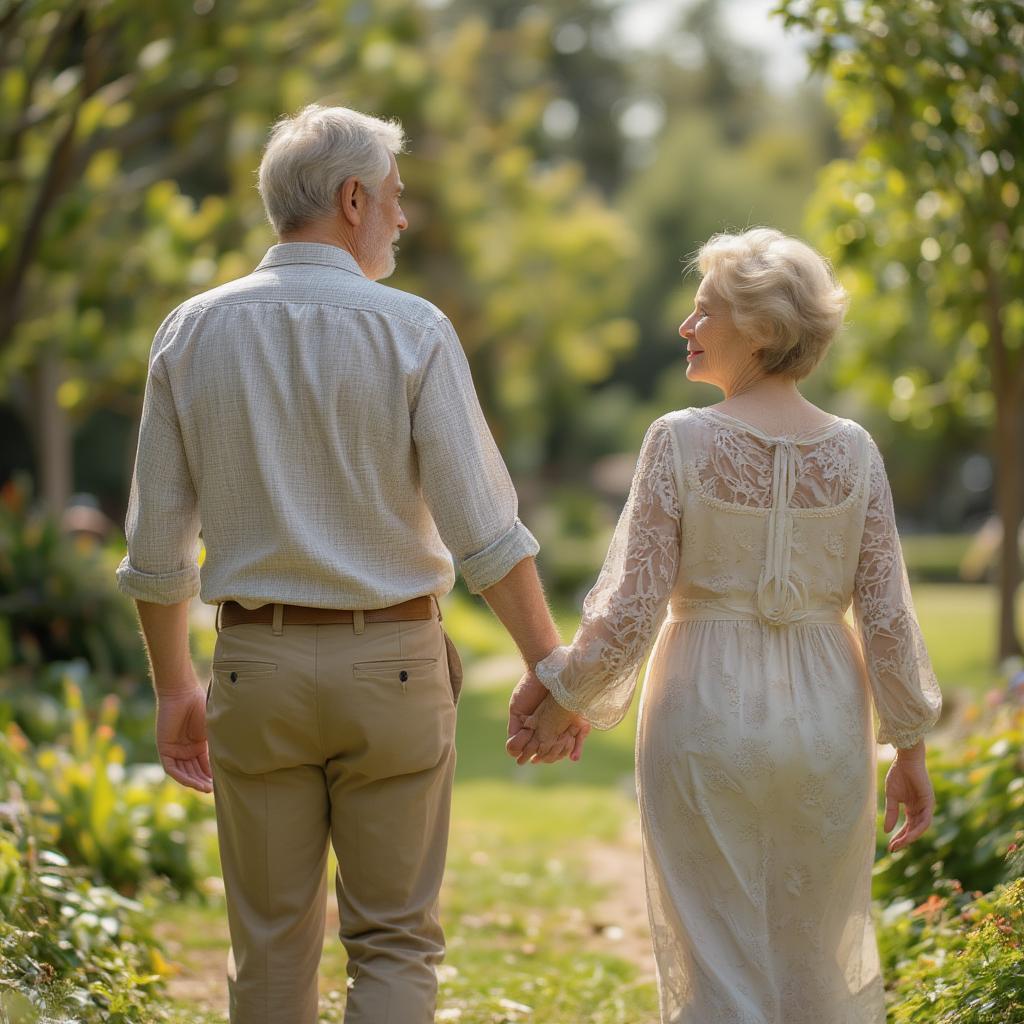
left=535, top=407, right=942, bottom=1024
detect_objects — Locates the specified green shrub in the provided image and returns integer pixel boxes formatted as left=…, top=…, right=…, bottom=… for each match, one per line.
left=0, top=477, right=147, bottom=679
left=880, top=875, right=1024, bottom=1022
left=0, top=659, right=157, bottom=760
left=1, top=683, right=212, bottom=897
left=0, top=823, right=167, bottom=1023
left=873, top=706, right=1024, bottom=905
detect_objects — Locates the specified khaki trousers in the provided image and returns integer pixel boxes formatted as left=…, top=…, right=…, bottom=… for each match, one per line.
left=206, top=610, right=457, bottom=1024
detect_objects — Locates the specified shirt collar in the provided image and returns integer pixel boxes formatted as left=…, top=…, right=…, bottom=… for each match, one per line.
left=255, top=242, right=365, bottom=277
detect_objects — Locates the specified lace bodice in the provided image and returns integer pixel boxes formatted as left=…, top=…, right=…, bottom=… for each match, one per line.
left=536, top=407, right=942, bottom=747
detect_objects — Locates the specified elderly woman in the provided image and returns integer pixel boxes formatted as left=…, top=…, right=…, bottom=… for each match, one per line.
left=509, top=228, right=942, bottom=1023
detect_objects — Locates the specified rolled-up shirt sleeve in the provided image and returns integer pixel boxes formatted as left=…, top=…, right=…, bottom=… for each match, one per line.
left=116, top=327, right=202, bottom=604
left=412, top=317, right=538, bottom=593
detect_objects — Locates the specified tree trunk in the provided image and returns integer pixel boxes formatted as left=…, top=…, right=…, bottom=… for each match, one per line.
left=32, top=349, right=72, bottom=520
left=988, top=268, right=1024, bottom=662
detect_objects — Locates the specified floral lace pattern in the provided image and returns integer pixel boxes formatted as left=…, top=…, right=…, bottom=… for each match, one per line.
left=853, top=441, right=942, bottom=747
left=536, top=407, right=942, bottom=1024
left=536, top=417, right=680, bottom=728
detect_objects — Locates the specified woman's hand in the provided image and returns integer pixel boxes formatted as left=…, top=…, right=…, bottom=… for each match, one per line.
left=506, top=691, right=589, bottom=765
left=883, top=742, right=934, bottom=853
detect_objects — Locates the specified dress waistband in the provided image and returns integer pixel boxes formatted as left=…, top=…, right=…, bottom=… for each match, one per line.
left=667, top=605, right=846, bottom=626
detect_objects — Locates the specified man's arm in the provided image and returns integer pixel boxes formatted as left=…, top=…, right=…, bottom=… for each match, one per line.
left=480, top=557, right=588, bottom=763
left=478, top=556, right=560, bottom=665
left=136, top=599, right=213, bottom=794
left=410, top=319, right=585, bottom=761
left=411, top=318, right=540, bottom=596
left=115, top=318, right=211, bottom=791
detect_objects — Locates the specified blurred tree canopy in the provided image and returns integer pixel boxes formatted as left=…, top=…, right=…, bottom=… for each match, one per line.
left=778, top=0, right=1023, bottom=658
left=0, top=0, right=638, bottom=507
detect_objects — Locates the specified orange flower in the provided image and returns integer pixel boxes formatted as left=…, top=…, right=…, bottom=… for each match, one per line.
left=911, top=894, right=947, bottom=922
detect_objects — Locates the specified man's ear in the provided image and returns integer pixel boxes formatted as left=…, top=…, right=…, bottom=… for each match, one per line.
left=338, top=177, right=362, bottom=227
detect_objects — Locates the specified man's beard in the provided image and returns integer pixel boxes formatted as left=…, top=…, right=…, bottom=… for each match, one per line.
left=379, top=240, right=398, bottom=279
left=362, top=201, right=399, bottom=280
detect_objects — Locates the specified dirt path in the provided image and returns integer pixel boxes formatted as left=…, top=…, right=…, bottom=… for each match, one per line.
left=157, top=902, right=230, bottom=1016
left=581, top=811, right=657, bottom=981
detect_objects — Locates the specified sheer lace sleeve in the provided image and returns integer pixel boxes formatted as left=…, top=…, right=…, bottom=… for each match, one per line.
left=853, top=440, right=942, bottom=748
left=535, top=417, right=681, bottom=729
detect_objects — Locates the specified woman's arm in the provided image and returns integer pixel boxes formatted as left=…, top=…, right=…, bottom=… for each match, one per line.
left=853, top=438, right=941, bottom=849
left=509, top=417, right=682, bottom=762
left=852, top=439, right=942, bottom=749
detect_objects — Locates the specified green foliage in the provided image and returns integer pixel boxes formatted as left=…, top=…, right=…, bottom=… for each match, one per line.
left=1, top=684, right=211, bottom=896
left=0, top=824, right=168, bottom=1023
left=0, top=659, right=156, bottom=761
left=1, top=0, right=638, bottom=483
left=873, top=706, right=1024, bottom=905
left=777, top=0, right=1023, bottom=655
left=0, top=477, right=146, bottom=678
left=777, top=0, right=1023, bottom=406
left=879, top=877, right=1024, bottom=1022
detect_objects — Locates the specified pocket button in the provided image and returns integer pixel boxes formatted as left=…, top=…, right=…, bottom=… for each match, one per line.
left=399, top=670, right=409, bottom=682
left=230, top=671, right=238, bottom=684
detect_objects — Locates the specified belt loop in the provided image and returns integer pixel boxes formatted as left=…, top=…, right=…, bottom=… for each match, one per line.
left=434, top=596, right=442, bottom=622
left=353, top=609, right=365, bottom=635
left=272, top=603, right=284, bottom=636
left=215, top=603, right=223, bottom=633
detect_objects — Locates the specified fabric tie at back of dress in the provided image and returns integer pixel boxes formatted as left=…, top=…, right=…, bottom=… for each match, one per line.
left=675, top=433, right=846, bottom=628
left=754, top=439, right=802, bottom=626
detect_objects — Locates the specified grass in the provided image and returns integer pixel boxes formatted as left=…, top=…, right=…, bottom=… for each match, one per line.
left=912, top=583, right=1022, bottom=696
left=901, top=533, right=975, bottom=582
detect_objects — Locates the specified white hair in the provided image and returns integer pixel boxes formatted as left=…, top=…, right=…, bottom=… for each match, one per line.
left=257, top=104, right=406, bottom=236
left=695, top=228, right=849, bottom=380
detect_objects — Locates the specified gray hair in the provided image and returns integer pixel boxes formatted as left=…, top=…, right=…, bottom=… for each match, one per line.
left=695, top=228, right=848, bottom=380
left=258, top=104, right=406, bottom=236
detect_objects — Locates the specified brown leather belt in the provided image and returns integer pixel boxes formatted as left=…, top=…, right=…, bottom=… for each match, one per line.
left=218, top=596, right=435, bottom=629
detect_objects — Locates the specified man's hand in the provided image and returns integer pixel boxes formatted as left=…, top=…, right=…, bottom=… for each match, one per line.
left=507, top=670, right=583, bottom=765
left=508, top=670, right=550, bottom=743
left=156, top=685, right=213, bottom=794
left=506, top=682, right=589, bottom=765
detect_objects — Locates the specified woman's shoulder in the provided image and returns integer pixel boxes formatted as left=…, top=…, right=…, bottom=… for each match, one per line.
left=828, top=415, right=880, bottom=450
left=649, top=405, right=877, bottom=437
left=641, top=408, right=705, bottom=449
left=651, top=407, right=704, bottom=431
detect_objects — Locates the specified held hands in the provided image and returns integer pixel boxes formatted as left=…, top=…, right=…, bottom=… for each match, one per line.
left=883, top=743, right=934, bottom=853
left=156, top=683, right=214, bottom=794
left=506, top=669, right=590, bottom=766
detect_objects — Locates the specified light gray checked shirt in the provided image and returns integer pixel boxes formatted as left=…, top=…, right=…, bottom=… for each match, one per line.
left=116, top=243, right=539, bottom=609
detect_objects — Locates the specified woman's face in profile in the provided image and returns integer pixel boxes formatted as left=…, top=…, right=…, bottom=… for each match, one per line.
left=678, top=284, right=757, bottom=392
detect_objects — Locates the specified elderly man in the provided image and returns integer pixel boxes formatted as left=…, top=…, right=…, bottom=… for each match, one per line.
left=117, top=105, right=585, bottom=1024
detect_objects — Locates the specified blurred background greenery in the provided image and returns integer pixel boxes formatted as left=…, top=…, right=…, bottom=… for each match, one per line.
left=1, top=0, right=1020, bottom=646
left=1, top=0, right=1022, bottom=1021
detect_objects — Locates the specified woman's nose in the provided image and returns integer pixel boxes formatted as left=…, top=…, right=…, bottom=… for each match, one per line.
left=679, top=319, right=692, bottom=338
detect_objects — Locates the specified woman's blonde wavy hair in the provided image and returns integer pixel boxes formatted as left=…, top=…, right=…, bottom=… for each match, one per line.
left=694, top=228, right=848, bottom=380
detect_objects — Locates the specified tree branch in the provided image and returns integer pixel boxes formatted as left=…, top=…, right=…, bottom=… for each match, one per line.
left=2, top=3, right=83, bottom=158
left=0, top=0, right=29, bottom=75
